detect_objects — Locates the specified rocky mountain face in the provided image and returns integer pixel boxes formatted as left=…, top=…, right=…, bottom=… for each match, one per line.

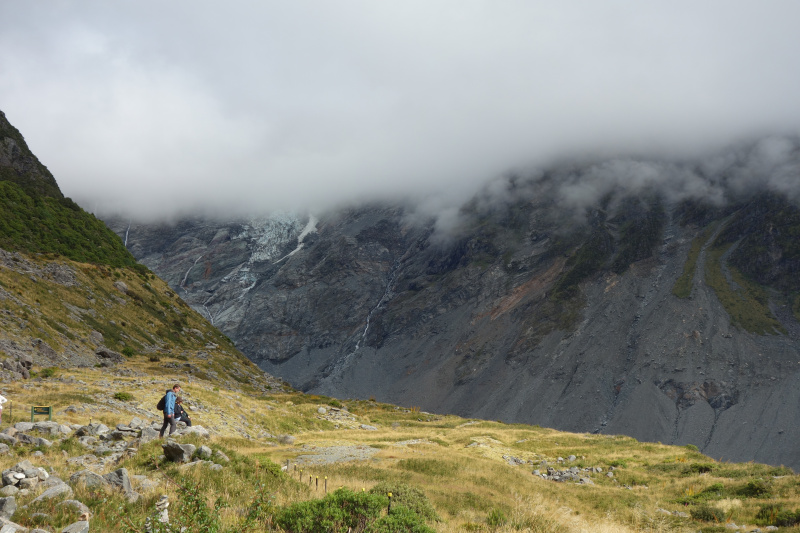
left=106, top=139, right=800, bottom=469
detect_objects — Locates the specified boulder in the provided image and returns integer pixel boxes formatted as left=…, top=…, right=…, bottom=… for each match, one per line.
left=140, top=427, right=159, bottom=444
left=1, top=472, right=17, bottom=487
left=103, top=468, right=134, bottom=496
left=214, top=451, right=230, bottom=463
left=32, top=422, right=61, bottom=435
left=57, top=500, right=90, bottom=515
left=62, top=521, right=90, bottom=533
left=16, top=479, right=36, bottom=490
left=0, top=497, right=15, bottom=519
left=95, top=346, right=124, bottom=364
left=29, top=483, right=72, bottom=505
left=176, top=426, right=210, bottom=438
left=113, top=281, right=129, bottom=294
left=69, top=470, right=106, bottom=489
left=197, top=446, right=212, bottom=459
left=162, top=442, right=196, bottom=463
left=0, top=518, right=28, bottom=532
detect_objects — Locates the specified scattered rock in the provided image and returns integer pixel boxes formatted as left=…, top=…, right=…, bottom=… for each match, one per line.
left=162, top=442, right=196, bottom=463
left=69, top=470, right=106, bottom=489
left=61, top=520, right=90, bottom=533
left=58, top=500, right=90, bottom=515
left=0, top=497, right=15, bottom=519
left=29, top=483, right=73, bottom=505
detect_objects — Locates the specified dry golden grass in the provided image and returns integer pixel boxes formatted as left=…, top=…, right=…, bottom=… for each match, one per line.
left=1, top=254, right=799, bottom=531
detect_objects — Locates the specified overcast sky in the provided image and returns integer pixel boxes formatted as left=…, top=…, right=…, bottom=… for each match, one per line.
left=1, top=1, right=799, bottom=220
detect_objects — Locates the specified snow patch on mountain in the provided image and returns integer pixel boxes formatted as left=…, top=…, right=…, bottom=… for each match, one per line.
left=274, top=215, right=318, bottom=264
left=233, top=214, right=304, bottom=264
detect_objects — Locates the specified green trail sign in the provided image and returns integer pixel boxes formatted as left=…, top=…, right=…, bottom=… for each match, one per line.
left=31, top=406, right=52, bottom=422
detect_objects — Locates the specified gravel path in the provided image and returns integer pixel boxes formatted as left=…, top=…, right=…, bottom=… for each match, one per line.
left=293, top=444, right=379, bottom=466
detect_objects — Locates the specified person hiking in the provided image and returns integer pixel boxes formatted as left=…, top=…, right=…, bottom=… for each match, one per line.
left=174, top=397, right=192, bottom=427
left=159, top=384, right=181, bottom=437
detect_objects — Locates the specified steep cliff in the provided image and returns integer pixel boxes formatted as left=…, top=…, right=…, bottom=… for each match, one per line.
left=107, top=139, right=800, bottom=469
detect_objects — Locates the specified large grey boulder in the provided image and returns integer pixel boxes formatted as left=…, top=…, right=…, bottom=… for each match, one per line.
left=69, top=470, right=106, bottom=489
left=62, top=521, right=90, bottom=533
left=0, top=497, right=15, bottom=519
left=103, top=468, right=139, bottom=502
left=75, top=423, right=109, bottom=437
left=0, top=517, right=27, bottom=532
left=95, top=346, right=124, bottom=365
left=57, top=500, right=90, bottom=515
left=162, top=441, right=196, bottom=463
left=176, top=426, right=210, bottom=438
left=29, top=483, right=72, bottom=505
left=140, top=427, right=159, bottom=443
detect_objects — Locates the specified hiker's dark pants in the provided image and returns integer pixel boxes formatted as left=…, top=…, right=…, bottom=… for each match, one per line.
left=160, top=414, right=177, bottom=437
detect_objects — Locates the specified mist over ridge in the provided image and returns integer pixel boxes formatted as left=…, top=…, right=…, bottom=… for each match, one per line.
left=2, top=2, right=800, bottom=220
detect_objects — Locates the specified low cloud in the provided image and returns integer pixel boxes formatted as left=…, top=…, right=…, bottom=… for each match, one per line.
left=1, top=2, right=800, bottom=221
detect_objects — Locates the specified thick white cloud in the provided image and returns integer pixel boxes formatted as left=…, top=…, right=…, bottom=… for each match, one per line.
left=1, top=1, right=799, bottom=219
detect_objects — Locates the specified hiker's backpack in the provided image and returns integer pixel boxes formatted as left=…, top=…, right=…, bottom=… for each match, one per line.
left=156, top=394, right=167, bottom=411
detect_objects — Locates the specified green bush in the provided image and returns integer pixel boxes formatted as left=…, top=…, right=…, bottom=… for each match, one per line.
left=275, top=488, right=387, bottom=533
left=738, top=479, right=770, bottom=498
left=690, top=505, right=726, bottom=522
left=369, top=482, right=439, bottom=522
left=38, top=367, right=57, bottom=378
left=122, top=347, right=136, bottom=357
left=367, top=505, right=435, bottom=533
left=685, top=463, right=714, bottom=474
left=755, top=504, right=800, bottom=527
left=114, top=392, right=134, bottom=402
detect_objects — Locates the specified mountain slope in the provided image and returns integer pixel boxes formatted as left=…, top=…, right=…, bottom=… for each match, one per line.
left=108, top=141, right=800, bottom=470
left=0, top=108, right=281, bottom=394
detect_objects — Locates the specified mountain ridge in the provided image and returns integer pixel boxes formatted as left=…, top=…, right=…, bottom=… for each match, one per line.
left=106, top=142, right=800, bottom=470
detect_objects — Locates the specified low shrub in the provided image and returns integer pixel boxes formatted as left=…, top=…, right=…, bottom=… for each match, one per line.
left=737, top=479, right=770, bottom=498
left=114, top=392, right=134, bottom=402
left=368, top=505, right=435, bottom=533
left=690, top=505, right=726, bottom=522
left=38, top=367, right=57, bottom=378
left=369, top=482, right=439, bottom=522
left=275, top=488, right=387, bottom=533
left=755, top=504, right=800, bottom=527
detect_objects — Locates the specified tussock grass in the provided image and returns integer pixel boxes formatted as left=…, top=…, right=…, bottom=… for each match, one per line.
left=2, top=254, right=800, bottom=531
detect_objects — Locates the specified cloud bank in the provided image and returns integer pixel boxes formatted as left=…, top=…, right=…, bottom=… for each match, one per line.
left=1, top=1, right=800, bottom=220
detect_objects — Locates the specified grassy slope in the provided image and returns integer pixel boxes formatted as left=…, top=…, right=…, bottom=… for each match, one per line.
left=0, top=254, right=798, bottom=533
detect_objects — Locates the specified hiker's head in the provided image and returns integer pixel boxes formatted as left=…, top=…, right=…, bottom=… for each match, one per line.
left=176, top=397, right=183, bottom=404
left=172, top=384, right=181, bottom=393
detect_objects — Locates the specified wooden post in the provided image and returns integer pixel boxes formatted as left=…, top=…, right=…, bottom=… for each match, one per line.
left=388, top=492, right=392, bottom=513
left=324, top=476, right=327, bottom=493
left=315, top=476, right=318, bottom=490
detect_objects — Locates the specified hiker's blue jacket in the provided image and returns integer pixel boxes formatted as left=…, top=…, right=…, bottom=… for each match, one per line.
left=164, top=390, right=176, bottom=416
